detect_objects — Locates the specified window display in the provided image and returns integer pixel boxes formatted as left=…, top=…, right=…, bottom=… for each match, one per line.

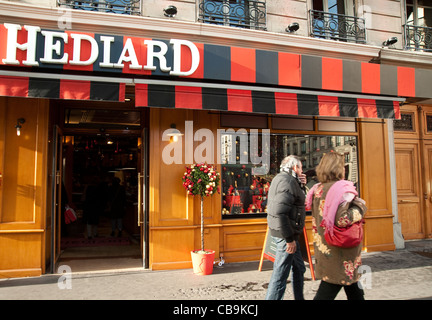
left=220, top=133, right=358, bottom=218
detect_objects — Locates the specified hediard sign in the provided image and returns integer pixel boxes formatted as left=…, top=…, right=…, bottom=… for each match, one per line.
left=0, top=23, right=200, bottom=76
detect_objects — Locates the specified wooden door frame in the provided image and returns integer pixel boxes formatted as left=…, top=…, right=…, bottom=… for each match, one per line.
left=49, top=125, right=63, bottom=273
left=53, top=102, right=150, bottom=270
left=419, top=106, right=432, bottom=237
left=394, top=139, right=425, bottom=239
left=140, top=127, right=149, bottom=269
left=394, top=104, right=432, bottom=240
left=421, top=142, right=432, bottom=237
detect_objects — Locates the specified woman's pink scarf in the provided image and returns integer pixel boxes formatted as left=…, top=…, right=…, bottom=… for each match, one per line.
left=306, top=180, right=358, bottom=236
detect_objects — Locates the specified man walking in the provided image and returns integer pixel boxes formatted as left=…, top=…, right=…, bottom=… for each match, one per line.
left=265, top=155, right=307, bottom=300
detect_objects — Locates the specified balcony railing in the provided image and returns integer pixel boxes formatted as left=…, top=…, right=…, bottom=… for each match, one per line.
left=198, top=0, right=266, bottom=31
left=310, top=10, right=366, bottom=44
left=57, top=0, right=140, bottom=15
left=404, top=24, right=432, bottom=52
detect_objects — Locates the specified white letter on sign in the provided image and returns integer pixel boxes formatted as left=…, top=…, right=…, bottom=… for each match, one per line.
left=144, top=40, right=171, bottom=72
left=2, top=24, right=40, bottom=66
left=170, top=39, right=200, bottom=76
left=99, top=36, right=115, bottom=68
left=114, top=38, right=142, bottom=70
left=40, top=30, right=69, bottom=64
left=69, top=33, right=98, bottom=66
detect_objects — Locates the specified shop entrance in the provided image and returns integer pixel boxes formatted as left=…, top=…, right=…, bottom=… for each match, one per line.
left=51, top=107, right=148, bottom=273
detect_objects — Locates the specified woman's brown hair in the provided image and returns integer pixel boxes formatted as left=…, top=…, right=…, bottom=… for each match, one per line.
left=316, top=152, right=345, bottom=183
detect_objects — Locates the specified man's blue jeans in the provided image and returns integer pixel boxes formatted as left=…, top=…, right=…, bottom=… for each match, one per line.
left=265, top=237, right=306, bottom=300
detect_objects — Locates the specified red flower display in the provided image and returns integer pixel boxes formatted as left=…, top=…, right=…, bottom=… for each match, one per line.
left=182, top=163, right=220, bottom=197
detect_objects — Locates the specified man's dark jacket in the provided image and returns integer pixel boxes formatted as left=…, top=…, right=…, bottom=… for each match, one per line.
left=267, top=171, right=306, bottom=243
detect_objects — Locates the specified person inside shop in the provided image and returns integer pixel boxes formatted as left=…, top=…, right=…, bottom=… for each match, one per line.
left=305, top=169, right=319, bottom=192
left=265, top=155, right=307, bottom=300
left=83, top=175, right=106, bottom=239
left=61, top=182, right=69, bottom=237
left=108, top=177, right=126, bottom=237
left=305, top=152, right=367, bottom=300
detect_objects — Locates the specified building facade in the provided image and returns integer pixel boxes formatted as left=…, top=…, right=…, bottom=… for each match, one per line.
left=0, top=0, right=431, bottom=278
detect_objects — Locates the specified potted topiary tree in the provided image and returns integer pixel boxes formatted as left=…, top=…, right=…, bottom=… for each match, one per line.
left=182, top=163, right=220, bottom=275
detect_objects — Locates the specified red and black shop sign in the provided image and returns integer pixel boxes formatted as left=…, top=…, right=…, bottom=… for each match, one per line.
left=0, top=22, right=410, bottom=118
left=0, top=23, right=427, bottom=99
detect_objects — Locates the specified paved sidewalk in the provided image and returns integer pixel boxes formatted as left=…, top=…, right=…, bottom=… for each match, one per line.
left=0, top=239, right=431, bottom=300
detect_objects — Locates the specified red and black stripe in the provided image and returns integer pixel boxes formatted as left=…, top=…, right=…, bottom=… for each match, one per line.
left=135, top=84, right=400, bottom=120
left=0, top=76, right=125, bottom=101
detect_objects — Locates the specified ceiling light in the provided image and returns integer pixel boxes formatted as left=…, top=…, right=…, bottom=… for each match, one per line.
left=15, top=118, right=25, bottom=136
left=165, top=124, right=183, bottom=142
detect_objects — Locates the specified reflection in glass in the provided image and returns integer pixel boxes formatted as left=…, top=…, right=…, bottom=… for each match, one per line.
left=220, top=133, right=358, bottom=218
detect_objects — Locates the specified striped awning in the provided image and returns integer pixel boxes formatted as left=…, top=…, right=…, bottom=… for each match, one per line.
left=0, top=74, right=126, bottom=102
left=135, top=82, right=402, bottom=119
left=0, top=71, right=403, bottom=119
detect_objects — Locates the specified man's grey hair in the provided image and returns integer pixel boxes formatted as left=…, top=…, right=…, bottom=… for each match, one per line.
left=280, top=155, right=302, bottom=171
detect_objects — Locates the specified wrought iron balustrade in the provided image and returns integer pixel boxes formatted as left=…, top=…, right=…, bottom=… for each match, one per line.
left=404, top=24, right=432, bottom=52
left=57, top=0, right=140, bottom=15
left=310, top=10, right=366, bottom=44
left=198, top=0, right=266, bottom=30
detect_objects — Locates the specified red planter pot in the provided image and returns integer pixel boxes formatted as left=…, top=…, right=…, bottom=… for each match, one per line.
left=191, top=250, right=215, bottom=275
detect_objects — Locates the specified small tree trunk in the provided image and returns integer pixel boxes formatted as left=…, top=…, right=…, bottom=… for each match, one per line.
left=200, top=196, right=204, bottom=252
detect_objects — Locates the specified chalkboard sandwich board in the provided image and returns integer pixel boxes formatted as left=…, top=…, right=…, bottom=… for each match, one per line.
left=259, top=227, right=315, bottom=281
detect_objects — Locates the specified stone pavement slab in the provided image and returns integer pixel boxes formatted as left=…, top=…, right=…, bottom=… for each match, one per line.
left=0, top=240, right=431, bottom=301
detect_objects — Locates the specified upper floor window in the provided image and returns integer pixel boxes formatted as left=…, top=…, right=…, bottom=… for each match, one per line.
left=310, top=0, right=366, bottom=44
left=407, top=0, right=432, bottom=27
left=198, top=0, right=267, bottom=30
left=405, top=0, right=432, bottom=51
left=57, top=0, right=141, bottom=15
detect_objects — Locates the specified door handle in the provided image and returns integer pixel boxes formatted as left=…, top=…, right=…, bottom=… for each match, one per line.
left=137, top=172, right=143, bottom=226
left=400, top=199, right=415, bottom=203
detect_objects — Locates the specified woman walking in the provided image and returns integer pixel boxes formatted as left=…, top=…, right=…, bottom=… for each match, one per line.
left=306, top=152, right=367, bottom=300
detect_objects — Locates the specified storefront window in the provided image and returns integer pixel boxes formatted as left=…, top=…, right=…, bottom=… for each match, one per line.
left=221, top=132, right=359, bottom=218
